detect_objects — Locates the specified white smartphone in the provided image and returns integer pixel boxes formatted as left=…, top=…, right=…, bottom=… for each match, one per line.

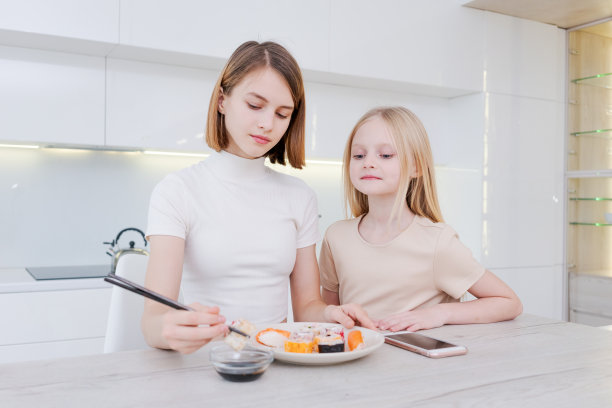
left=384, top=332, right=468, bottom=358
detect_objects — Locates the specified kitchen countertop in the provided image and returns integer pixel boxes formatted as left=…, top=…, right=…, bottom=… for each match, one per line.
left=2, top=314, right=611, bottom=407
left=0, top=268, right=110, bottom=293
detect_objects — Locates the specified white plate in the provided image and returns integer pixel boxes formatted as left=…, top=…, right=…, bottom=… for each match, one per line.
left=249, top=322, right=385, bottom=365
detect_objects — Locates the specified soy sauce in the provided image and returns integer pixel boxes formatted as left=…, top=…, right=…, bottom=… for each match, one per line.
left=217, top=362, right=265, bottom=382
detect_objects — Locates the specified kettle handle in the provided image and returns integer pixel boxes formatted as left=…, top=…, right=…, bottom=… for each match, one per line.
left=114, top=227, right=148, bottom=248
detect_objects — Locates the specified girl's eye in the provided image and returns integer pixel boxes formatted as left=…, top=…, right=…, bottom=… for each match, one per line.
left=276, top=112, right=289, bottom=119
left=380, top=154, right=394, bottom=159
left=352, top=154, right=364, bottom=160
left=247, top=103, right=261, bottom=110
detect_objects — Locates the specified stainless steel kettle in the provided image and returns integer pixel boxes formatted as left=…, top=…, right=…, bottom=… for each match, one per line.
left=103, top=227, right=149, bottom=274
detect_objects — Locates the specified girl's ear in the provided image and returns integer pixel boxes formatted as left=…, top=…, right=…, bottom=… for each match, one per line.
left=217, top=87, right=225, bottom=114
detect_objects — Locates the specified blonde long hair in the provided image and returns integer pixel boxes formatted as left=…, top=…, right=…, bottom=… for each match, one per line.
left=343, top=106, right=443, bottom=223
left=206, top=41, right=306, bottom=169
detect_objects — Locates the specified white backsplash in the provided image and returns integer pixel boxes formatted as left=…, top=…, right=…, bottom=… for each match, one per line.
left=0, top=145, right=482, bottom=268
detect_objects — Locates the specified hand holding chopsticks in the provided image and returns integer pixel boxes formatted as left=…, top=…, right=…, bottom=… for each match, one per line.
left=104, top=274, right=250, bottom=338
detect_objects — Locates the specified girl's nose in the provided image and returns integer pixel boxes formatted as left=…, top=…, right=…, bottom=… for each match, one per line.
left=258, top=111, right=274, bottom=131
left=362, top=157, right=375, bottom=168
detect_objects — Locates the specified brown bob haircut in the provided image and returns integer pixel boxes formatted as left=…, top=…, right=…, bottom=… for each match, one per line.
left=206, top=41, right=306, bottom=169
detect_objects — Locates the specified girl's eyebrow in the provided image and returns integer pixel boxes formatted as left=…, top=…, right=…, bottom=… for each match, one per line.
left=352, top=142, right=395, bottom=149
left=246, top=92, right=294, bottom=110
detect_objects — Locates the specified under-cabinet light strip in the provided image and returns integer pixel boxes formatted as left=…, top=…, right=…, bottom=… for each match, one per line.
left=143, top=150, right=209, bottom=158
left=0, top=143, right=40, bottom=149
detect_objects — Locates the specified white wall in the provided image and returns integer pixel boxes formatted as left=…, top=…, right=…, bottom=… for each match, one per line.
left=0, top=1, right=566, bottom=319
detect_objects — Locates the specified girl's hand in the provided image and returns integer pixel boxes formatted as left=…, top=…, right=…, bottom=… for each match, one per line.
left=324, top=303, right=377, bottom=330
left=160, top=304, right=229, bottom=354
left=376, top=306, right=448, bottom=332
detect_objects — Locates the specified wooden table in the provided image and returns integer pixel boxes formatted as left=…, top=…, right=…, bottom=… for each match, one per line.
left=2, top=314, right=611, bottom=407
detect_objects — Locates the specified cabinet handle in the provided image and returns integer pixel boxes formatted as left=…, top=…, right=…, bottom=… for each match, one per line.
left=568, top=99, right=579, bottom=105
left=569, top=49, right=580, bottom=55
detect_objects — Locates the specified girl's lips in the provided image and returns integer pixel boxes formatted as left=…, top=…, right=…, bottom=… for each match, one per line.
left=250, top=134, right=270, bottom=144
left=361, top=175, right=381, bottom=180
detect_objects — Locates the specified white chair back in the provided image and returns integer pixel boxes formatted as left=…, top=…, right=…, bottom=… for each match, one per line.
left=104, top=253, right=150, bottom=353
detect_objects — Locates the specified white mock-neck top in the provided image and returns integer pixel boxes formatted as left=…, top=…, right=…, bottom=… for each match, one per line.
left=147, top=150, right=319, bottom=324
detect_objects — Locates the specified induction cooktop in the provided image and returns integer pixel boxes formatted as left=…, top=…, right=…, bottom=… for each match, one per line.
left=26, top=265, right=110, bottom=280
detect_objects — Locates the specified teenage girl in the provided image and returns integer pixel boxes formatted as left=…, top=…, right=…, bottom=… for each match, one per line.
left=320, top=106, right=522, bottom=332
left=142, top=41, right=374, bottom=354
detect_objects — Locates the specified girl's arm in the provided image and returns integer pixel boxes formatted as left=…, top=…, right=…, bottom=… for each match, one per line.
left=377, top=270, right=523, bottom=332
left=322, top=288, right=340, bottom=306
left=290, top=245, right=375, bottom=329
left=141, top=235, right=228, bottom=353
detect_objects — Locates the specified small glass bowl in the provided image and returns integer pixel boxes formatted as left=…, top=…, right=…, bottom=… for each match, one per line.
left=209, top=344, right=274, bottom=382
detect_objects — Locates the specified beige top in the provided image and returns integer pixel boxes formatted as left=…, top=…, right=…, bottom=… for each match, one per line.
left=319, top=215, right=485, bottom=320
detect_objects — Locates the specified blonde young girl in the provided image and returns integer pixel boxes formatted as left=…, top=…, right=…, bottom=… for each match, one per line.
left=319, top=106, right=522, bottom=332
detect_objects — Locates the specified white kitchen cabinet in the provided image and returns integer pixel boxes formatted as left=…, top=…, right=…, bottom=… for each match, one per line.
left=493, top=266, right=564, bottom=321
left=569, top=272, right=612, bottom=326
left=482, top=93, right=564, bottom=269
left=105, top=58, right=217, bottom=152
left=0, top=45, right=105, bottom=146
left=329, top=0, right=484, bottom=94
left=305, top=82, right=464, bottom=161
left=483, top=11, right=565, bottom=101
left=0, top=0, right=119, bottom=47
left=0, top=288, right=111, bottom=363
left=118, top=0, right=331, bottom=72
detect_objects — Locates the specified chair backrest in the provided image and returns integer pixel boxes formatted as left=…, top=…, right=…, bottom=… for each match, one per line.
left=103, top=252, right=150, bottom=353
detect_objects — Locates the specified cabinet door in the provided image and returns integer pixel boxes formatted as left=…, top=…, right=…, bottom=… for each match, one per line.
left=0, top=0, right=119, bottom=43
left=0, top=46, right=105, bottom=146
left=0, top=288, right=110, bottom=347
left=106, top=58, right=216, bottom=152
left=329, top=0, right=483, bottom=93
left=483, top=11, right=565, bottom=101
left=119, top=0, right=330, bottom=72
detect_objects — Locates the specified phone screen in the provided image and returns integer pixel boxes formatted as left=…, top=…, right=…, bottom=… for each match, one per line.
left=386, top=333, right=456, bottom=350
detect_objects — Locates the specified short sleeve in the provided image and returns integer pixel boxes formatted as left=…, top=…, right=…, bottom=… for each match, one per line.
left=319, top=233, right=339, bottom=293
left=296, top=188, right=320, bottom=248
left=146, top=174, right=190, bottom=240
left=433, top=226, right=485, bottom=299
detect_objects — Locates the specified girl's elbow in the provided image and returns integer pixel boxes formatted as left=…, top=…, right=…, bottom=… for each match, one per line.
left=509, top=297, right=523, bottom=320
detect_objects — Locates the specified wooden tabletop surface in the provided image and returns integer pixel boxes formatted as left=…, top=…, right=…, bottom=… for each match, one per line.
left=2, top=314, right=611, bottom=407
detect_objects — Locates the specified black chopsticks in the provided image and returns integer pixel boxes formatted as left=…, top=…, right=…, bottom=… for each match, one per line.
left=104, top=273, right=250, bottom=338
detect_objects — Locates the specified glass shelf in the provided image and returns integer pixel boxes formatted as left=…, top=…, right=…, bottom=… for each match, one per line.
left=571, top=73, right=612, bottom=88
left=569, top=222, right=612, bottom=226
left=570, top=129, right=612, bottom=139
left=569, top=197, right=612, bottom=201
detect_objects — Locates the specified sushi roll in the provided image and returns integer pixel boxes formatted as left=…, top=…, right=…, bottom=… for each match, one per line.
left=256, top=328, right=291, bottom=348
left=324, top=326, right=344, bottom=340
left=347, top=330, right=364, bottom=351
left=285, top=331, right=314, bottom=353
left=291, top=330, right=315, bottom=342
left=284, top=339, right=313, bottom=353
left=297, top=324, right=323, bottom=338
left=314, top=333, right=345, bottom=353
left=224, top=318, right=256, bottom=351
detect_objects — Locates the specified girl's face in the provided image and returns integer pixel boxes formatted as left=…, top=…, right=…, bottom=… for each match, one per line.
left=218, top=67, right=294, bottom=159
left=349, top=116, right=403, bottom=198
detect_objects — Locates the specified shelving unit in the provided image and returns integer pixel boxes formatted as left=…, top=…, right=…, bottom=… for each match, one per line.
left=566, top=20, right=612, bottom=326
